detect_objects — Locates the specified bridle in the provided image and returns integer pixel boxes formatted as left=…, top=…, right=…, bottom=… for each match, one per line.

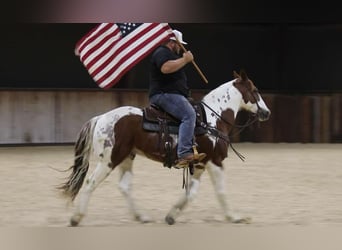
left=199, top=82, right=263, bottom=161
left=200, top=101, right=258, bottom=133
left=201, top=82, right=262, bottom=132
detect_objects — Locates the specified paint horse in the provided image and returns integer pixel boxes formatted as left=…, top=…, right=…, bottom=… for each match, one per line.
left=58, top=70, right=271, bottom=226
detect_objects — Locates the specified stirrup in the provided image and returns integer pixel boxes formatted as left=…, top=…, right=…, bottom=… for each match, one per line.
left=174, top=152, right=207, bottom=169
left=192, top=145, right=206, bottom=162
left=174, top=158, right=192, bottom=169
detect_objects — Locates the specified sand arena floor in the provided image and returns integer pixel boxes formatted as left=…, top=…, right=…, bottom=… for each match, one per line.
left=0, top=142, right=341, bottom=228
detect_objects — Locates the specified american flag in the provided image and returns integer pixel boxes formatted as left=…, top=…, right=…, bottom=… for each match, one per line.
left=75, top=23, right=173, bottom=89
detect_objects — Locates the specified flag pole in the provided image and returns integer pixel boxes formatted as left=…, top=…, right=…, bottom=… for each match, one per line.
left=174, top=38, right=209, bottom=84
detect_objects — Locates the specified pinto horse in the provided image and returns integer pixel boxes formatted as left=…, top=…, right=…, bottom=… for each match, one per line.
left=58, top=70, right=271, bottom=226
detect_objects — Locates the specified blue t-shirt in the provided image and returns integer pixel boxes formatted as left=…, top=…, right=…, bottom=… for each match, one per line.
left=149, top=46, right=190, bottom=98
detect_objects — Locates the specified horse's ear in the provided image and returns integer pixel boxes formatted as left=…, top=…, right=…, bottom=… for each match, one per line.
left=240, top=69, right=248, bottom=80
left=233, top=70, right=240, bottom=79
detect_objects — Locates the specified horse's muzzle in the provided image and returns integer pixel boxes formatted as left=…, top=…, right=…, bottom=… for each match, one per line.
left=257, top=108, right=271, bottom=121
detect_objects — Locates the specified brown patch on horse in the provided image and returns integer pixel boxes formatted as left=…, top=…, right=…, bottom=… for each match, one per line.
left=216, top=109, right=235, bottom=134
left=233, top=70, right=260, bottom=104
left=111, top=115, right=137, bottom=168
left=113, top=114, right=176, bottom=166
left=196, top=135, right=225, bottom=168
left=195, top=109, right=235, bottom=168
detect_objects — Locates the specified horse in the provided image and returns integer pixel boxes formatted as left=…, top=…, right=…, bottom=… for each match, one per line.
left=58, top=69, right=271, bottom=226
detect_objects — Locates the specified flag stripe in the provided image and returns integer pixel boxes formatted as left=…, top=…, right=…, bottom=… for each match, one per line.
left=76, top=23, right=113, bottom=56
left=93, top=24, right=169, bottom=81
left=81, top=25, right=120, bottom=63
left=97, top=29, right=171, bottom=88
left=75, top=23, right=173, bottom=89
left=90, top=23, right=162, bottom=76
left=88, top=24, right=148, bottom=75
left=99, top=34, right=169, bottom=89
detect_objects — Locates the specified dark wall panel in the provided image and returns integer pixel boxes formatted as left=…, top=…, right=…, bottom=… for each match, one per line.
left=1, top=23, right=341, bottom=94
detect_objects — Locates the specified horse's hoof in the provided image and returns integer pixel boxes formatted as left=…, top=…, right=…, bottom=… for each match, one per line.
left=165, top=215, right=175, bottom=225
left=70, top=218, right=79, bottom=227
left=227, top=215, right=252, bottom=224
left=135, top=214, right=152, bottom=223
left=233, top=217, right=252, bottom=224
left=69, top=214, right=83, bottom=227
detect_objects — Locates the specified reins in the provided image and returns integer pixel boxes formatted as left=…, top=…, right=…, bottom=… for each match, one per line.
left=182, top=167, right=191, bottom=193
left=200, top=100, right=259, bottom=162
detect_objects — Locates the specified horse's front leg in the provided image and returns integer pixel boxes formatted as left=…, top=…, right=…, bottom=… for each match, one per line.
left=118, top=156, right=152, bottom=223
left=206, top=161, right=251, bottom=224
left=165, top=164, right=206, bottom=225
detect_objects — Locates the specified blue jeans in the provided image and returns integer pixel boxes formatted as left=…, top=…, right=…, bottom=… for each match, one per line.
left=150, top=93, right=196, bottom=159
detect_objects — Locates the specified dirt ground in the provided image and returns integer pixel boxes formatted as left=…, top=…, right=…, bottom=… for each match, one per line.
left=0, top=142, right=341, bottom=228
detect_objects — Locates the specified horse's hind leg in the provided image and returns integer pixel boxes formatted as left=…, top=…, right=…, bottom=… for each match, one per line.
left=118, top=153, right=152, bottom=223
left=70, top=160, right=112, bottom=226
left=165, top=164, right=206, bottom=225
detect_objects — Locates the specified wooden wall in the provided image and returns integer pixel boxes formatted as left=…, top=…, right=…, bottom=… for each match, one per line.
left=0, top=90, right=341, bottom=144
left=235, top=94, right=341, bottom=143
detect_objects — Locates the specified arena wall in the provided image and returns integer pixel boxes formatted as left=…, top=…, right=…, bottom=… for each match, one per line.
left=0, top=90, right=341, bottom=144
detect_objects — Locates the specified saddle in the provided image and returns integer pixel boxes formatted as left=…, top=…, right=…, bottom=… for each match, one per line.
left=142, top=101, right=207, bottom=135
left=142, top=101, right=208, bottom=168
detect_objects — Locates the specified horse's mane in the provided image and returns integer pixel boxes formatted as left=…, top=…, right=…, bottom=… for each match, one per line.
left=202, top=79, right=235, bottom=100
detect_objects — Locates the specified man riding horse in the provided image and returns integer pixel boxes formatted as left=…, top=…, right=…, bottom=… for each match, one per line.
left=148, top=29, right=206, bottom=168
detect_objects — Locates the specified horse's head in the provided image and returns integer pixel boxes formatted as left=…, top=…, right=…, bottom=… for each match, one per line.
left=233, top=70, right=271, bottom=121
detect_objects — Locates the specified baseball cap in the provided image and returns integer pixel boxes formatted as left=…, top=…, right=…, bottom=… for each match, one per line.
left=170, top=29, right=187, bottom=45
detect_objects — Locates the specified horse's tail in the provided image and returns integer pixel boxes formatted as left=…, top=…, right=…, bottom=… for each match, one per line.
left=57, top=116, right=98, bottom=201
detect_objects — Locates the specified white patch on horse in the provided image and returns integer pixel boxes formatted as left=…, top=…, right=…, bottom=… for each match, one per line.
left=202, top=80, right=241, bottom=145
left=93, top=106, right=142, bottom=158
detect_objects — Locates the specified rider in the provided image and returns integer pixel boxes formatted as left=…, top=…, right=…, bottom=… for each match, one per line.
left=148, top=29, right=206, bottom=167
